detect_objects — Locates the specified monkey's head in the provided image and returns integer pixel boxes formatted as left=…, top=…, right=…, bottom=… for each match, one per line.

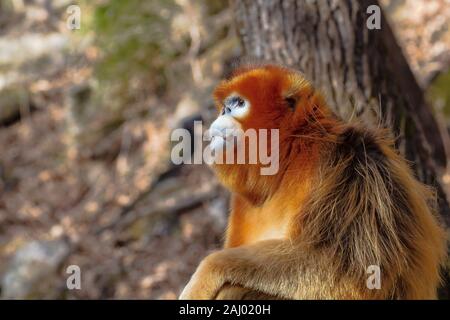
left=209, top=64, right=334, bottom=202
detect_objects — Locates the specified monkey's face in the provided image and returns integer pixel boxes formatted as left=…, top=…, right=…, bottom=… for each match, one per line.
left=212, top=67, right=286, bottom=135
left=208, top=65, right=317, bottom=198
left=208, top=94, right=251, bottom=154
left=210, top=65, right=314, bottom=156
left=210, top=68, right=280, bottom=166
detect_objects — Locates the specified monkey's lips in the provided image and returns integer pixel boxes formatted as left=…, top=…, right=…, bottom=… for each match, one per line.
left=209, top=130, right=239, bottom=154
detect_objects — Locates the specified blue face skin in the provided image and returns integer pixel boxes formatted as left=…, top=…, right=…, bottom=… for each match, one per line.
left=222, top=96, right=246, bottom=115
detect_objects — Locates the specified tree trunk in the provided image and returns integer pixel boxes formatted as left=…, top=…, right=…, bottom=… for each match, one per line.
left=232, top=0, right=450, bottom=298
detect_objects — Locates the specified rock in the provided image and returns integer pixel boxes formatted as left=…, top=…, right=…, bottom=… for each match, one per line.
left=0, top=33, right=68, bottom=67
left=0, top=33, right=70, bottom=91
left=1, top=239, right=70, bottom=299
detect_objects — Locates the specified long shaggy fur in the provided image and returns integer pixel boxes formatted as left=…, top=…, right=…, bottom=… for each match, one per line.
left=296, top=125, right=447, bottom=298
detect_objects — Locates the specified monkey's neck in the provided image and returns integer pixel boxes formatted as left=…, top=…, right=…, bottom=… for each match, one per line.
left=225, top=142, right=321, bottom=247
left=240, top=136, right=322, bottom=208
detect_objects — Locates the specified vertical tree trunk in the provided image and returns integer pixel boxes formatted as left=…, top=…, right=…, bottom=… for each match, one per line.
left=233, top=0, right=450, bottom=298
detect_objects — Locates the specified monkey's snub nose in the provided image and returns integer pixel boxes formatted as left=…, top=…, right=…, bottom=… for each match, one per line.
left=208, top=127, right=236, bottom=140
left=208, top=115, right=241, bottom=140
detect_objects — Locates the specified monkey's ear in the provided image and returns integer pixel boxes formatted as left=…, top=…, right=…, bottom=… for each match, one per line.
left=283, top=72, right=309, bottom=111
left=284, top=96, right=297, bottom=111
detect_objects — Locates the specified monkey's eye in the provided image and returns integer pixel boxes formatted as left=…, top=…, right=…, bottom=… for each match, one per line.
left=225, top=96, right=245, bottom=110
left=285, top=97, right=297, bottom=110
left=222, top=94, right=250, bottom=119
left=235, top=97, right=245, bottom=107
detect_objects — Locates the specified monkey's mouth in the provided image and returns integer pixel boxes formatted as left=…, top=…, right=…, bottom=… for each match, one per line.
left=209, top=127, right=238, bottom=140
left=210, top=133, right=233, bottom=149
left=208, top=129, right=239, bottom=153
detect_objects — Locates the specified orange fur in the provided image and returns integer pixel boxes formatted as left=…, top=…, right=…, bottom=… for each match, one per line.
left=180, top=64, right=447, bottom=300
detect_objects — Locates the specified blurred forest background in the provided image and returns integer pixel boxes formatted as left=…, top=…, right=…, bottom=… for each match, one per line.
left=0, top=0, right=449, bottom=299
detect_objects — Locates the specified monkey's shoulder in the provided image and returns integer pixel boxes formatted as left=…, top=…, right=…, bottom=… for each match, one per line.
left=332, top=125, right=392, bottom=166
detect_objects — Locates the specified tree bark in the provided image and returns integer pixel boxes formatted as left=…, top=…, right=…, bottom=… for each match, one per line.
left=231, top=0, right=450, bottom=298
